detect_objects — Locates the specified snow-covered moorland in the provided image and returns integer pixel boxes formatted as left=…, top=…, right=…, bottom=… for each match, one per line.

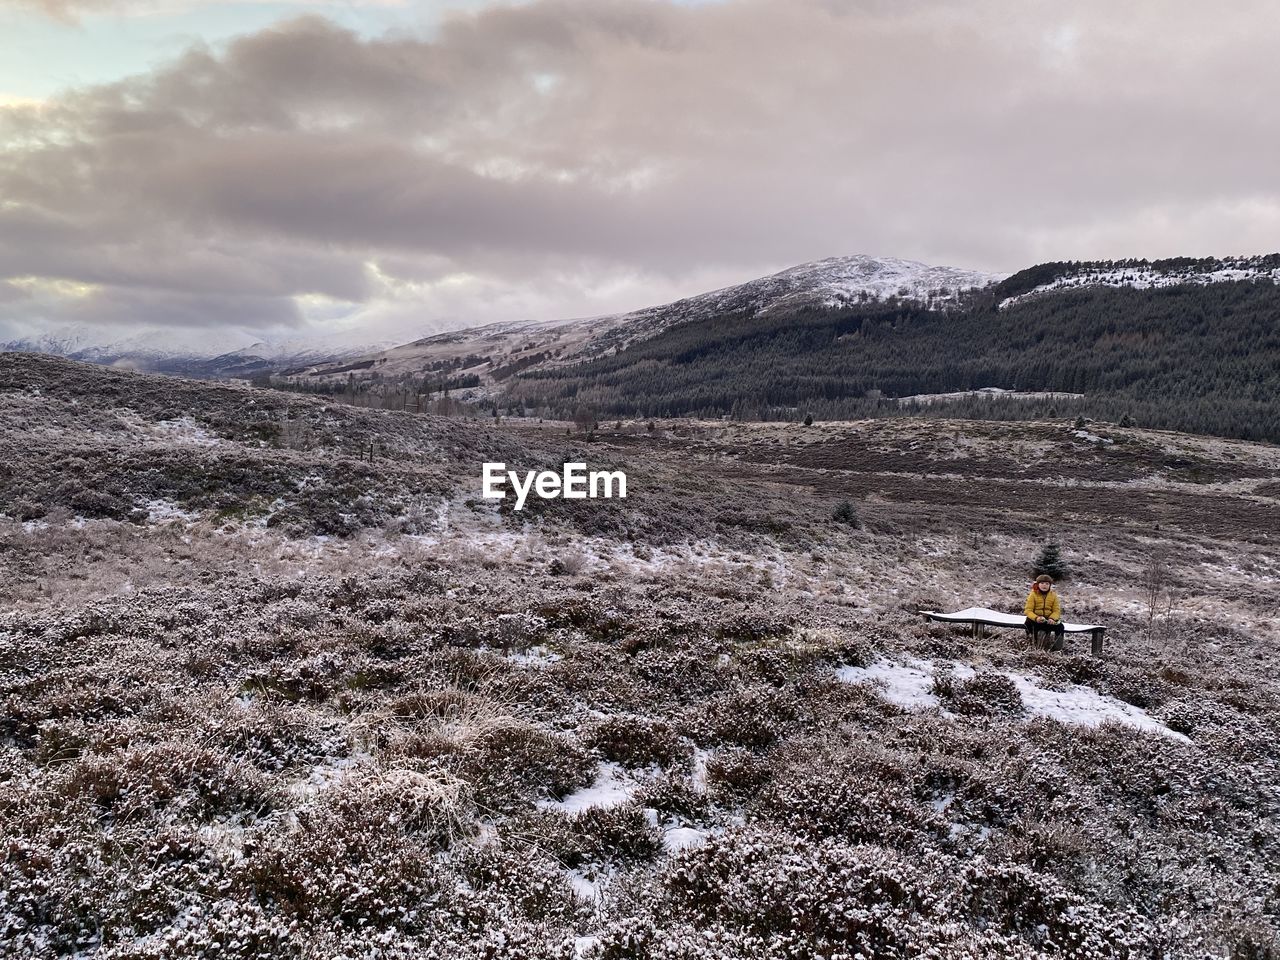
left=2, top=354, right=1279, bottom=959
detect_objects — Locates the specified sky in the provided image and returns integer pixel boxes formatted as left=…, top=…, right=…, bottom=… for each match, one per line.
left=2, top=0, right=1280, bottom=353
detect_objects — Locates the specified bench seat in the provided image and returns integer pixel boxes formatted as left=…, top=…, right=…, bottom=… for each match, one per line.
left=920, top=606, right=1106, bottom=654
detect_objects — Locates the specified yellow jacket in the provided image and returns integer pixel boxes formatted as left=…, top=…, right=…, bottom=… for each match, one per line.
left=1025, top=588, right=1062, bottom=622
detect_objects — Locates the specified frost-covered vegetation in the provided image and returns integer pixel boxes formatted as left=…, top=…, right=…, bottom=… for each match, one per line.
left=2, top=355, right=1279, bottom=958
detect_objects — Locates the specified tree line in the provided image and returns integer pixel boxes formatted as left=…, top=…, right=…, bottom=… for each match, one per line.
left=502, top=280, right=1280, bottom=442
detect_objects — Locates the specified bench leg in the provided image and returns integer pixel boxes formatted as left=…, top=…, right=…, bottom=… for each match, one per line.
left=1091, top=629, right=1104, bottom=656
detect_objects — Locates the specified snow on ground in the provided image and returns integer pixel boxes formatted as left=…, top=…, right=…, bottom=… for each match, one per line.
left=566, top=868, right=608, bottom=903
left=502, top=645, right=563, bottom=666
left=836, top=658, right=969, bottom=709
left=662, top=825, right=710, bottom=853
left=690, top=748, right=712, bottom=792
left=197, top=817, right=252, bottom=864
left=897, top=387, right=1085, bottom=406
left=143, top=498, right=201, bottom=523
left=837, top=657, right=1188, bottom=741
left=1073, top=429, right=1113, bottom=444
left=999, top=262, right=1280, bottom=309
left=394, top=494, right=797, bottom=587
left=539, top=762, right=640, bottom=814
left=1000, top=672, right=1186, bottom=740
left=284, top=753, right=370, bottom=800
left=138, top=416, right=223, bottom=446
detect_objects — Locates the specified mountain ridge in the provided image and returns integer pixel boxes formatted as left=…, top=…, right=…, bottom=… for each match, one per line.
left=294, top=254, right=1005, bottom=388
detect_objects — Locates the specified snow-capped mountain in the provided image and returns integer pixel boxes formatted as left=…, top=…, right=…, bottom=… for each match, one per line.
left=646, top=254, right=1002, bottom=317
left=582, top=255, right=1003, bottom=355
left=997, top=254, right=1280, bottom=308
left=300, top=255, right=1003, bottom=387
left=0, top=324, right=397, bottom=378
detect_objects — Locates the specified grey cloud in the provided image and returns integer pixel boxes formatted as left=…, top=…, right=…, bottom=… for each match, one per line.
left=4, top=0, right=1280, bottom=347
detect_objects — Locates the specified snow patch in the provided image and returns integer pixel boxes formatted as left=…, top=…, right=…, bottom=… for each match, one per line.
left=899, top=388, right=1084, bottom=406
left=1000, top=259, right=1280, bottom=309
left=143, top=498, right=201, bottom=523
left=662, top=825, right=709, bottom=853
left=540, top=762, right=639, bottom=814
left=505, top=645, right=563, bottom=666
left=835, top=657, right=973, bottom=709
left=144, top=417, right=222, bottom=446
left=1001, top=672, right=1187, bottom=740
left=837, top=658, right=1188, bottom=741
left=1073, top=429, right=1113, bottom=444
left=284, top=754, right=368, bottom=800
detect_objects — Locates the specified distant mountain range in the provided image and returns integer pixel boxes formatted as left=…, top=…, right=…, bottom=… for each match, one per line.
left=0, top=325, right=397, bottom=379
left=0, top=255, right=1003, bottom=381
left=5, top=252, right=1280, bottom=443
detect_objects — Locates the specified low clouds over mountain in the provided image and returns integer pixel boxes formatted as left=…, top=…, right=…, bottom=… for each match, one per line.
left=4, top=0, right=1280, bottom=348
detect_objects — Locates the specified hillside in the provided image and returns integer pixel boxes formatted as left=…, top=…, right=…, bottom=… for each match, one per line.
left=283, top=256, right=1280, bottom=445
left=292, top=255, right=1001, bottom=387
left=504, top=280, right=1280, bottom=442
left=995, top=254, right=1280, bottom=307
left=3, top=355, right=1280, bottom=958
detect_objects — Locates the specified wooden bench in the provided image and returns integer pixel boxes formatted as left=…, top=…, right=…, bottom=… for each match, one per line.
left=920, top=606, right=1106, bottom=655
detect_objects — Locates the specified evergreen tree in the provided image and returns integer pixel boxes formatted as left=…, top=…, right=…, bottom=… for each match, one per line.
left=1033, top=543, right=1071, bottom=581
left=832, top=500, right=861, bottom=528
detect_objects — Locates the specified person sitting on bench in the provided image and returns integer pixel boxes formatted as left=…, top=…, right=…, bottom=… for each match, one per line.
left=1024, top=574, right=1065, bottom=649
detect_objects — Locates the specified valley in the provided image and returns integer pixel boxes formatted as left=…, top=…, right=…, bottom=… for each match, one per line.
left=2, top=354, right=1278, bottom=957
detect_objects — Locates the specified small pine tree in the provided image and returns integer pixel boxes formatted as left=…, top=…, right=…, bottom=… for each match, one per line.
left=1119, top=413, right=1135, bottom=428
left=832, top=500, right=861, bottom=528
left=803, top=413, right=814, bottom=427
left=1032, top=542, right=1071, bottom=581
left=1074, top=416, right=1087, bottom=429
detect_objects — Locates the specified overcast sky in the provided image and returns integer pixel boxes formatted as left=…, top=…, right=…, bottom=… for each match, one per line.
left=3, top=0, right=1280, bottom=351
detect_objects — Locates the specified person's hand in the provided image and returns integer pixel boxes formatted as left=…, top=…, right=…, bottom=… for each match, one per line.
left=1036, top=616, right=1046, bottom=623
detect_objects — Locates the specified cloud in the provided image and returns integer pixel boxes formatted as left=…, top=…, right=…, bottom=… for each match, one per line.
left=3, top=0, right=1280, bottom=349
left=3, top=0, right=118, bottom=22
left=2, top=0, right=410, bottom=24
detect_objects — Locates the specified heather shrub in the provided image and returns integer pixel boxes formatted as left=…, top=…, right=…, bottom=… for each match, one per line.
left=512, top=805, right=662, bottom=869
left=584, top=715, right=691, bottom=769
left=685, top=685, right=801, bottom=748
left=455, top=843, right=578, bottom=926
left=937, top=669, right=1024, bottom=716
left=753, top=758, right=936, bottom=846
left=55, top=744, right=274, bottom=821
left=703, top=746, right=772, bottom=801
left=961, top=860, right=1156, bottom=955
left=654, top=828, right=939, bottom=956
left=459, top=723, right=594, bottom=813
left=244, top=774, right=464, bottom=928
left=633, top=772, right=710, bottom=821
